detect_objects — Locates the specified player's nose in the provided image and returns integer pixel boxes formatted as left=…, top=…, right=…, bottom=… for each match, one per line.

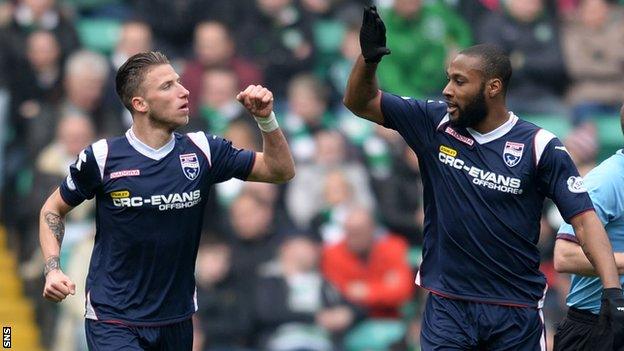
left=442, top=82, right=453, bottom=99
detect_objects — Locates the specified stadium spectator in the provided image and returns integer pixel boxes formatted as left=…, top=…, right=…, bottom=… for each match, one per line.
left=8, top=30, right=64, bottom=121
left=310, top=169, right=359, bottom=244
left=38, top=51, right=294, bottom=350
left=553, top=105, right=624, bottom=350
left=28, top=114, right=95, bottom=350
left=286, top=130, right=374, bottom=230
left=56, top=50, right=121, bottom=142
left=5, top=30, right=63, bottom=166
left=478, top=0, right=568, bottom=116
left=561, top=0, right=624, bottom=125
left=282, top=73, right=336, bottom=163
left=228, top=191, right=284, bottom=294
left=105, top=20, right=154, bottom=128
left=321, top=207, right=414, bottom=318
left=344, top=6, right=624, bottom=347
left=194, top=241, right=254, bottom=351
left=214, top=117, right=264, bottom=207
left=111, top=20, right=153, bottom=71
left=255, top=236, right=360, bottom=350
left=182, top=21, right=263, bottom=117
left=375, top=144, right=424, bottom=246
left=194, top=68, right=258, bottom=140
left=132, top=0, right=237, bottom=58
left=236, top=0, right=315, bottom=99
left=377, top=0, right=472, bottom=98
left=1, top=0, right=80, bottom=61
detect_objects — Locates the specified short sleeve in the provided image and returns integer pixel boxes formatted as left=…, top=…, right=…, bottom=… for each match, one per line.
left=59, top=141, right=106, bottom=207
left=207, top=134, right=256, bottom=183
left=556, top=157, right=623, bottom=242
left=380, top=93, right=448, bottom=153
left=536, top=132, right=593, bottom=222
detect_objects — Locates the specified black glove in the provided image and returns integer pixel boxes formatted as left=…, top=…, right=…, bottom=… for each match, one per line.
left=360, top=6, right=391, bottom=63
left=599, top=288, right=624, bottom=349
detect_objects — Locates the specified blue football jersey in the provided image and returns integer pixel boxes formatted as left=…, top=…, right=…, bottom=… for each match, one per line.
left=381, top=92, right=593, bottom=307
left=557, top=150, right=624, bottom=314
left=59, top=129, right=255, bottom=325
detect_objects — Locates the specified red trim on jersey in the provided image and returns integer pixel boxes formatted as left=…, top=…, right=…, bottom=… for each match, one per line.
left=426, top=289, right=535, bottom=308
left=95, top=315, right=193, bottom=328
left=566, top=208, right=595, bottom=223
left=556, top=233, right=580, bottom=244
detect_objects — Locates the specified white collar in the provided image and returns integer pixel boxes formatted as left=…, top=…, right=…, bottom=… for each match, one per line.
left=125, top=128, right=175, bottom=160
left=467, top=112, right=518, bottom=144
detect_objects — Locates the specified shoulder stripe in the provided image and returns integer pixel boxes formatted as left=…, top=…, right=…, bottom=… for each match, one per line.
left=92, top=139, right=108, bottom=180
left=187, top=131, right=212, bottom=167
left=437, top=113, right=450, bottom=130
left=534, top=129, right=556, bottom=166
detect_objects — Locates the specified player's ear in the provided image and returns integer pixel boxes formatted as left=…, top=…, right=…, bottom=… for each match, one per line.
left=132, top=97, right=148, bottom=113
left=487, top=78, right=503, bottom=98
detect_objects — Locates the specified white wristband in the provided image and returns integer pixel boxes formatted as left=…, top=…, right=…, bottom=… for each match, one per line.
left=254, top=111, right=279, bottom=133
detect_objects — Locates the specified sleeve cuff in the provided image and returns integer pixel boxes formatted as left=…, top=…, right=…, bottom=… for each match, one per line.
left=556, top=233, right=580, bottom=244
left=59, top=184, right=85, bottom=207
left=243, top=151, right=257, bottom=181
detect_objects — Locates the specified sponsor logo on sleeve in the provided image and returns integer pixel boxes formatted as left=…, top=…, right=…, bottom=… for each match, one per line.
left=503, top=141, right=524, bottom=168
left=567, top=176, right=587, bottom=193
left=180, top=153, right=200, bottom=180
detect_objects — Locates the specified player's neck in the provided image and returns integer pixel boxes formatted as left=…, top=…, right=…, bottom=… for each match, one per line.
left=472, top=105, right=509, bottom=134
left=130, top=124, right=174, bottom=150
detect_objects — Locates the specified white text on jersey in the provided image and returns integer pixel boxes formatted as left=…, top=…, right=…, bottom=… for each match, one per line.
left=438, top=152, right=523, bottom=194
left=112, top=190, right=202, bottom=211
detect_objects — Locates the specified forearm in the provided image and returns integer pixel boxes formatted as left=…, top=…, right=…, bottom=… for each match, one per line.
left=343, top=56, right=382, bottom=115
left=574, top=213, right=621, bottom=287
left=259, top=128, right=295, bottom=183
left=555, top=239, right=624, bottom=276
left=39, top=189, right=71, bottom=274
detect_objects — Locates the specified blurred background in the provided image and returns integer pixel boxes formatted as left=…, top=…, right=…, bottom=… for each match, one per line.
left=0, top=0, right=623, bottom=350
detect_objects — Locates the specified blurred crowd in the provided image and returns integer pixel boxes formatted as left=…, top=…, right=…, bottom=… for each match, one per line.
left=0, top=0, right=623, bottom=350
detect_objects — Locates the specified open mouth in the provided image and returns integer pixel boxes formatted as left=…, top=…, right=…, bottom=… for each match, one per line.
left=445, top=102, right=458, bottom=114
left=179, top=102, right=189, bottom=111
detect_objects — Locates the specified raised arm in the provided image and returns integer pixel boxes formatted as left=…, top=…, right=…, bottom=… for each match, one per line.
left=40, top=188, right=76, bottom=302
left=236, top=85, right=295, bottom=184
left=343, top=6, right=391, bottom=125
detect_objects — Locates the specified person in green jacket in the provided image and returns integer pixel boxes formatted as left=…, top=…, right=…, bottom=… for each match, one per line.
left=377, top=0, right=472, bottom=98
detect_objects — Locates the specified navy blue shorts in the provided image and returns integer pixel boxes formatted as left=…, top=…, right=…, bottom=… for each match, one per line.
left=85, top=318, right=193, bottom=351
left=421, top=293, right=546, bottom=350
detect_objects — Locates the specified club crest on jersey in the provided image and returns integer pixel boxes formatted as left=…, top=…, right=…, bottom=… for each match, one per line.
left=180, top=153, right=200, bottom=180
left=503, top=142, right=524, bottom=167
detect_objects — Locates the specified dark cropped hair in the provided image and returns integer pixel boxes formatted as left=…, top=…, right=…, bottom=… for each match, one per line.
left=115, top=51, right=169, bottom=112
left=460, top=44, right=512, bottom=96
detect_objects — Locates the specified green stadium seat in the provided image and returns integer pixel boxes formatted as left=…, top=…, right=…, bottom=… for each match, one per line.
left=62, top=0, right=121, bottom=11
left=344, top=319, right=406, bottom=351
left=594, top=115, right=622, bottom=161
left=76, top=18, right=121, bottom=54
left=313, top=20, right=345, bottom=77
left=407, top=246, right=422, bottom=268
left=313, top=20, right=345, bottom=54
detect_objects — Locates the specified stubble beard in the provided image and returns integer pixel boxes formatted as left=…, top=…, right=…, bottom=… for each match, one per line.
left=450, top=85, right=489, bottom=129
